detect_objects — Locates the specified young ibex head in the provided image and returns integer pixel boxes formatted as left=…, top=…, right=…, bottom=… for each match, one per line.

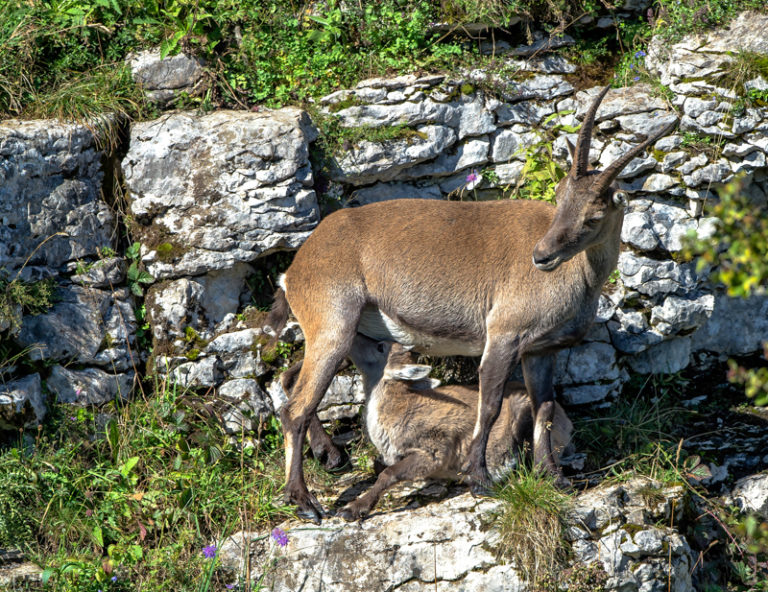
left=532, top=86, right=676, bottom=271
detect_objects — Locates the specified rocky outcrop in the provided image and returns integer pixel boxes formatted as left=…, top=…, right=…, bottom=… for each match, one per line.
left=124, top=108, right=320, bottom=280
left=219, top=478, right=693, bottom=592
left=0, top=120, right=137, bottom=425
left=2, top=12, right=767, bottom=438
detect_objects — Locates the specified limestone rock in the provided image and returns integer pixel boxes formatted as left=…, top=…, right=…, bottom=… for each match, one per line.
left=220, top=478, right=693, bottom=592
left=0, top=119, right=111, bottom=274
left=691, top=293, right=768, bottom=355
left=618, top=252, right=700, bottom=297
left=124, top=109, right=320, bottom=279
left=729, top=473, right=768, bottom=519
left=47, top=366, right=135, bottom=406
left=268, top=372, right=365, bottom=421
left=0, top=374, right=45, bottom=429
left=126, top=49, right=206, bottom=105
left=348, top=182, right=442, bottom=206
left=15, top=285, right=136, bottom=371
left=70, top=257, right=125, bottom=288
left=218, top=379, right=273, bottom=435
left=332, top=125, right=457, bottom=185
left=650, top=294, right=715, bottom=335
left=627, top=336, right=692, bottom=375
left=145, top=263, right=253, bottom=348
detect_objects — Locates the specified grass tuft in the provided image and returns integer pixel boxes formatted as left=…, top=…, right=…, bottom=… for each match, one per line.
left=494, top=462, right=571, bottom=590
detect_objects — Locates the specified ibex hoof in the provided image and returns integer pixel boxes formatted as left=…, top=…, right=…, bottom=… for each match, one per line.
left=286, top=491, right=326, bottom=525
left=554, top=473, right=572, bottom=491
left=468, top=480, right=492, bottom=498
left=337, top=504, right=367, bottom=522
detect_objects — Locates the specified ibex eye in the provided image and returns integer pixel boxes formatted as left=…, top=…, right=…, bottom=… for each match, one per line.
left=586, top=217, right=603, bottom=227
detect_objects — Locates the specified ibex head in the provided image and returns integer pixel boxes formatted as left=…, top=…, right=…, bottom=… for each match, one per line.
left=532, top=86, right=676, bottom=271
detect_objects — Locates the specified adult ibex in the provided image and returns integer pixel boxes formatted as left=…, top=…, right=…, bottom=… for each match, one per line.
left=312, top=335, right=571, bottom=521
left=267, top=86, right=676, bottom=522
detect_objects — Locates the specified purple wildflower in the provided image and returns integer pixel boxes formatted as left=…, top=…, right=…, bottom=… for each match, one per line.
left=271, top=527, right=289, bottom=547
left=226, top=585, right=236, bottom=590
left=202, top=545, right=217, bottom=559
left=629, top=63, right=634, bottom=69
left=111, top=576, right=117, bottom=582
left=633, top=76, right=640, bottom=81
left=465, top=169, right=480, bottom=190
left=634, top=50, right=646, bottom=58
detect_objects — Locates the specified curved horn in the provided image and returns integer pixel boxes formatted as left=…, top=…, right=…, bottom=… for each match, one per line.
left=593, top=119, right=678, bottom=196
left=572, top=85, right=611, bottom=179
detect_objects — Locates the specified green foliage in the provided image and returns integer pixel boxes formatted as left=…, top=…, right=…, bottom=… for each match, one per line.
left=685, top=178, right=768, bottom=298
left=683, top=177, right=768, bottom=406
left=494, top=462, right=571, bottom=589
left=0, top=270, right=57, bottom=334
left=512, top=111, right=579, bottom=203
left=0, top=379, right=292, bottom=589
left=125, top=242, right=154, bottom=297
left=652, top=0, right=766, bottom=40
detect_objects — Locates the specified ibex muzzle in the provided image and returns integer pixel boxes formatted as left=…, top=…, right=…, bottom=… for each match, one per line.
left=266, top=85, right=677, bottom=523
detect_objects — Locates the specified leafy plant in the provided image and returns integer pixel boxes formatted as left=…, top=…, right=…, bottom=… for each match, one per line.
left=512, top=111, right=579, bottom=203
left=125, top=242, right=154, bottom=297
left=0, top=375, right=293, bottom=589
left=683, top=177, right=768, bottom=405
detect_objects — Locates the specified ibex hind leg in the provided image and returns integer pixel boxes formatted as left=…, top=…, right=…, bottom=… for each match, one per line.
left=281, top=317, right=360, bottom=523
left=521, top=353, right=570, bottom=489
left=282, top=360, right=347, bottom=471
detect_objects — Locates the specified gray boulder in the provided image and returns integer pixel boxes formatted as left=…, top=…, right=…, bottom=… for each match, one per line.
left=47, top=366, right=135, bottom=406
left=0, top=374, right=45, bottom=429
left=124, top=109, right=320, bottom=279
left=126, top=49, right=206, bottom=105
left=0, top=119, right=111, bottom=274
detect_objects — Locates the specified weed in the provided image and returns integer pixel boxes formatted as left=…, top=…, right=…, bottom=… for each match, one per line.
left=0, top=270, right=57, bottom=335
left=575, top=377, right=689, bottom=471
left=652, top=0, right=766, bottom=41
left=124, top=242, right=153, bottom=297
left=511, top=111, right=579, bottom=203
left=0, top=376, right=292, bottom=589
left=494, top=462, right=571, bottom=590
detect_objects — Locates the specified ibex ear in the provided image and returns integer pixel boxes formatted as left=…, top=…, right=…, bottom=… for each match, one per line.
left=612, top=190, right=628, bottom=208
left=565, top=137, right=576, bottom=163
left=387, top=364, right=432, bottom=382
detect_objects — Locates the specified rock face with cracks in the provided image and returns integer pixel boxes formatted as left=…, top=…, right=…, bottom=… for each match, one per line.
left=219, top=478, right=695, bottom=592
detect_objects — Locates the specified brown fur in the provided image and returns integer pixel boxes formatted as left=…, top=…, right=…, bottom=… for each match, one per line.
left=337, top=337, right=572, bottom=520
left=271, top=87, right=676, bottom=522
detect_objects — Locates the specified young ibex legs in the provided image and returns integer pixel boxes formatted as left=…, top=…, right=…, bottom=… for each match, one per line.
left=267, top=86, right=676, bottom=522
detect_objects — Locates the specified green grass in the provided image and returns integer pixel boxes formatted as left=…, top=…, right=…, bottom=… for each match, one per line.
left=0, top=377, right=293, bottom=591
left=0, top=271, right=57, bottom=335
left=493, top=463, right=571, bottom=590
left=3, top=0, right=764, bottom=124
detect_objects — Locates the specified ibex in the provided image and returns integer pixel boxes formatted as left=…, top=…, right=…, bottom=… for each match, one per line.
left=313, top=335, right=571, bottom=521
left=266, top=85, right=676, bottom=522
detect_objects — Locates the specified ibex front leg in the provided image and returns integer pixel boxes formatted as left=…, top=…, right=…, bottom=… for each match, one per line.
left=521, top=353, right=570, bottom=488
left=462, top=335, right=520, bottom=495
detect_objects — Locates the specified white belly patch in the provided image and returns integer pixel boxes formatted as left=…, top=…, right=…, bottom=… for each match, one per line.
left=357, top=307, right=484, bottom=357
